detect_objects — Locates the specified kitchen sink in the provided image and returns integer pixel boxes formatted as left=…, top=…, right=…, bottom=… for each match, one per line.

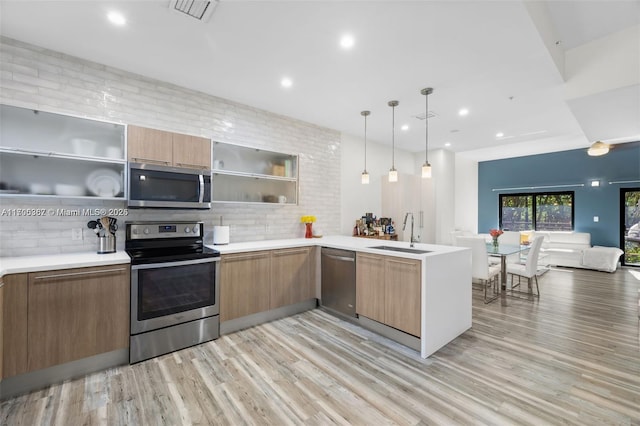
left=368, top=245, right=431, bottom=254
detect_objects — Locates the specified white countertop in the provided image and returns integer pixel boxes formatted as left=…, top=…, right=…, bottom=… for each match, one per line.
left=0, top=235, right=466, bottom=277
left=209, top=235, right=465, bottom=259
left=0, top=251, right=131, bottom=276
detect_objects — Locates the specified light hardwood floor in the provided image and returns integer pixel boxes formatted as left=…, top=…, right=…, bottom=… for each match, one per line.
left=2, top=267, right=640, bottom=425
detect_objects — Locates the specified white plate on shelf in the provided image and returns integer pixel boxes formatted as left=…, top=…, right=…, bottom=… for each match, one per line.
left=86, top=169, right=121, bottom=197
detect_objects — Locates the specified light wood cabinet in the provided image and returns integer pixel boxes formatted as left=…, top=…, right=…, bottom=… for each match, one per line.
left=127, top=125, right=173, bottom=165
left=2, top=273, right=28, bottom=378
left=220, top=247, right=315, bottom=322
left=270, top=247, right=313, bottom=309
left=356, top=253, right=421, bottom=337
left=356, top=253, right=386, bottom=323
left=0, top=282, right=3, bottom=380
left=385, top=257, right=421, bottom=337
left=220, top=251, right=271, bottom=322
left=27, top=265, right=130, bottom=372
left=172, top=133, right=212, bottom=170
left=127, top=125, right=211, bottom=170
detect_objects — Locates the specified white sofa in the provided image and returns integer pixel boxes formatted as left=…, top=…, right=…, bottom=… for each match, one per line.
left=452, top=229, right=624, bottom=272
left=531, top=231, right=623, bottom=273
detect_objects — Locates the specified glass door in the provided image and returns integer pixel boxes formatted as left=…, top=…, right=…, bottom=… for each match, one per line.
left=621, top=188, right=640, bottom=267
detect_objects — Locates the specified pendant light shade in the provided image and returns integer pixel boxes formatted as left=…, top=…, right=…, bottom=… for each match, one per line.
left=388, top=100, right=399, bottom=182
left=421, top=87, right=433, bottom=178
left=587, top=141, right=610, bottom=156
left=361, top=110, right=370, bottom=184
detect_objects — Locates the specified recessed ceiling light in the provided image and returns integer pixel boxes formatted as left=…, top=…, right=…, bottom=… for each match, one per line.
left=340, top=34, right=355, bottom=49
left=280, top=77, right=293, bottom=88
left=458, top=108, right=469, bottom=116
left=444, top=142, right=451, bottom=147
left=401, top=124, right=409, bottom=131
left=496, top=132, right=504, bottom=138
left=107, top=11, right=126, bottom=26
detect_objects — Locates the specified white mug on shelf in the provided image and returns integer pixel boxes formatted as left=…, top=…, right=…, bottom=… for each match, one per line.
left=278, top=195, right=287, bottom=203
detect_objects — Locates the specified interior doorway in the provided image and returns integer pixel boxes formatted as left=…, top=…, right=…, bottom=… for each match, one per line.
left=621, top=188, right=640, bottom=267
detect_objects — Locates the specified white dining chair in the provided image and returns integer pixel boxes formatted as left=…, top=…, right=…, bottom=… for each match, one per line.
left=505, top=235, right=544, bottom=297
left=456, top=236, right=502, bottom=303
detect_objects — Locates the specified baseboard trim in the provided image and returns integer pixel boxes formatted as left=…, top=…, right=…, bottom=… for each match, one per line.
left=1, top=348, right=128, bottom=400
left=356, top=315, right=421, bottom=352
left=220, top=299, right=317, bottom=335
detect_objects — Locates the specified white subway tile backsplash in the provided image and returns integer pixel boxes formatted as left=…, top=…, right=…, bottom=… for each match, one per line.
left=0, top=36, right=341, bottom=256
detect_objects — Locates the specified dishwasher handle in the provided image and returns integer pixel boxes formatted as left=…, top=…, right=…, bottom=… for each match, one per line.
left=323, top=253, right=355, bottom=262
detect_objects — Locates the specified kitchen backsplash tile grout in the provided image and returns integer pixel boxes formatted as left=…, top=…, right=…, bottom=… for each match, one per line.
left=0, top=36, right=341, bottom=257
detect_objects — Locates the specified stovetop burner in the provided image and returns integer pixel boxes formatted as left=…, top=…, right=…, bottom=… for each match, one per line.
left=125, top=221, right=220, bottom=264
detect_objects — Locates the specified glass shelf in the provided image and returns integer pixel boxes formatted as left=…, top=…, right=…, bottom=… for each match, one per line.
left=0, top=152, right=125, bottom=198
left=1, top=104, right=125, bottom=159
left=0, top=104, right=126, bottom=199
left=212, top=141, right=298, bottom=205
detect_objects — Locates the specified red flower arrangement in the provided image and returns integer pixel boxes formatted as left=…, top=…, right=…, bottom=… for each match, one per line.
left=489, top=229, right=504, bottom=238
left=489, top=228, right=503, bottom=248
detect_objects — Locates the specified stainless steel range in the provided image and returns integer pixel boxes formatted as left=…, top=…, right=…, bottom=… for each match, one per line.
left=126, top=221, right=220, bottom=364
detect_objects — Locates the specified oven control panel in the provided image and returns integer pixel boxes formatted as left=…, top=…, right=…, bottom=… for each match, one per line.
left=127, top=222, right=202, bottom=240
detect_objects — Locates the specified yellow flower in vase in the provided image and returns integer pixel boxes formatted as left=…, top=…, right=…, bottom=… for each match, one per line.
left=300, top=215, right=316, bottom=224
left=301, top=215, right=316, bottom=238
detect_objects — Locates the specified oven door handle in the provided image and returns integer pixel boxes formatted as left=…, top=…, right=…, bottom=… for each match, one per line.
left=198, top=174, right=205, bottom=203
left=132, top=256, right=220, bottom=271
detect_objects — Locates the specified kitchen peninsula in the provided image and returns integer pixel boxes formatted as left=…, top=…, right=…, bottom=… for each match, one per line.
left=212, top=235, right=472, bottom=359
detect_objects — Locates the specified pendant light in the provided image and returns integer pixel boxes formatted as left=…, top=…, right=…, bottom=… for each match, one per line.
left=587, top=140, right=610, bottom=156
left=388, top=100, right=399, bottom=182
left=361, top=110, right=370, bottom=184
left=421, top=87, right=433, bottom=178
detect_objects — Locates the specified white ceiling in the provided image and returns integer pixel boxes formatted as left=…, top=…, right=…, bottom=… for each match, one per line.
left=1, top=0, right=638, bottom=161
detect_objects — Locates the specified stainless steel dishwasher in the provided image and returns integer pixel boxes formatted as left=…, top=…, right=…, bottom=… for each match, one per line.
left=321, top=247, right=356, bottom=318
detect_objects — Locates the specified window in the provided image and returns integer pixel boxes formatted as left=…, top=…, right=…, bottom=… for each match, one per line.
left=499, top=191, right=574, bottom=231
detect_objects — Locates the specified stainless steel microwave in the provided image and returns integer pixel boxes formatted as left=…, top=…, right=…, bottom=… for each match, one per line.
left=127, top=162, right=212, bottom=209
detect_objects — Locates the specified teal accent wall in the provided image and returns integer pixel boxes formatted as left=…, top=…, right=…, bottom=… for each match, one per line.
left=478, top=144, right=640, bottom=247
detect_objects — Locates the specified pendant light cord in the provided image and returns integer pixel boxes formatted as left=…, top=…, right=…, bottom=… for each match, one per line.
left=391, top=103, right=395, bottom=168
left=364, top=113, right=367, bottom=171
left=425, top=90, right=429, bottom=163
left=421, top=87, right=433, bottom=164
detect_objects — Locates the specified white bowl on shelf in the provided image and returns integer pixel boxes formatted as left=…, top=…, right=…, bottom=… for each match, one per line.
left=105, top=146, right=123, bottom=159
left=29, top=183, right=53, bottom=195
left=71, top=138, right=98, bottom=157
left=54, top=184, right=85, bottom=196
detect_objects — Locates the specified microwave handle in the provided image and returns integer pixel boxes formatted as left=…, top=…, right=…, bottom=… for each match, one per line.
left=198, top=174, right=205, bottom=203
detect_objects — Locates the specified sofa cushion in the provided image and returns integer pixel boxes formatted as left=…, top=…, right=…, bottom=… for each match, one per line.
left=532, top=231, right=591, bottom=246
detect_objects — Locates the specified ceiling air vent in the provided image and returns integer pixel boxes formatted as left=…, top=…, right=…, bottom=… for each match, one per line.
left=169, top=0, right=218, bottom=22
left=414, top=111, right=437, bottom=120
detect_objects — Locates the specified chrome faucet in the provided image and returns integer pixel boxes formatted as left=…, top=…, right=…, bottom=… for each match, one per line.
left=402, top=212, right=416, bottom=247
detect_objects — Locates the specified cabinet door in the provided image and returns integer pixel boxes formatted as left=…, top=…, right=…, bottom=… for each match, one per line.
left=355, top=253, right=386, bottom=323
left=173, top=133, right=211, bottom=170
left=385, top=258, right=421, bottom=337
left=0, top=283, right=3, bottom=380
left=2, top=273, right=28, bottom=378
left=220, top=252, right=271, bottom=321
left=270, top=247, right=312, bottom=309
left=127, top=125, right=173, bottom=165
left=27, top=265, right=130, bottom=372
